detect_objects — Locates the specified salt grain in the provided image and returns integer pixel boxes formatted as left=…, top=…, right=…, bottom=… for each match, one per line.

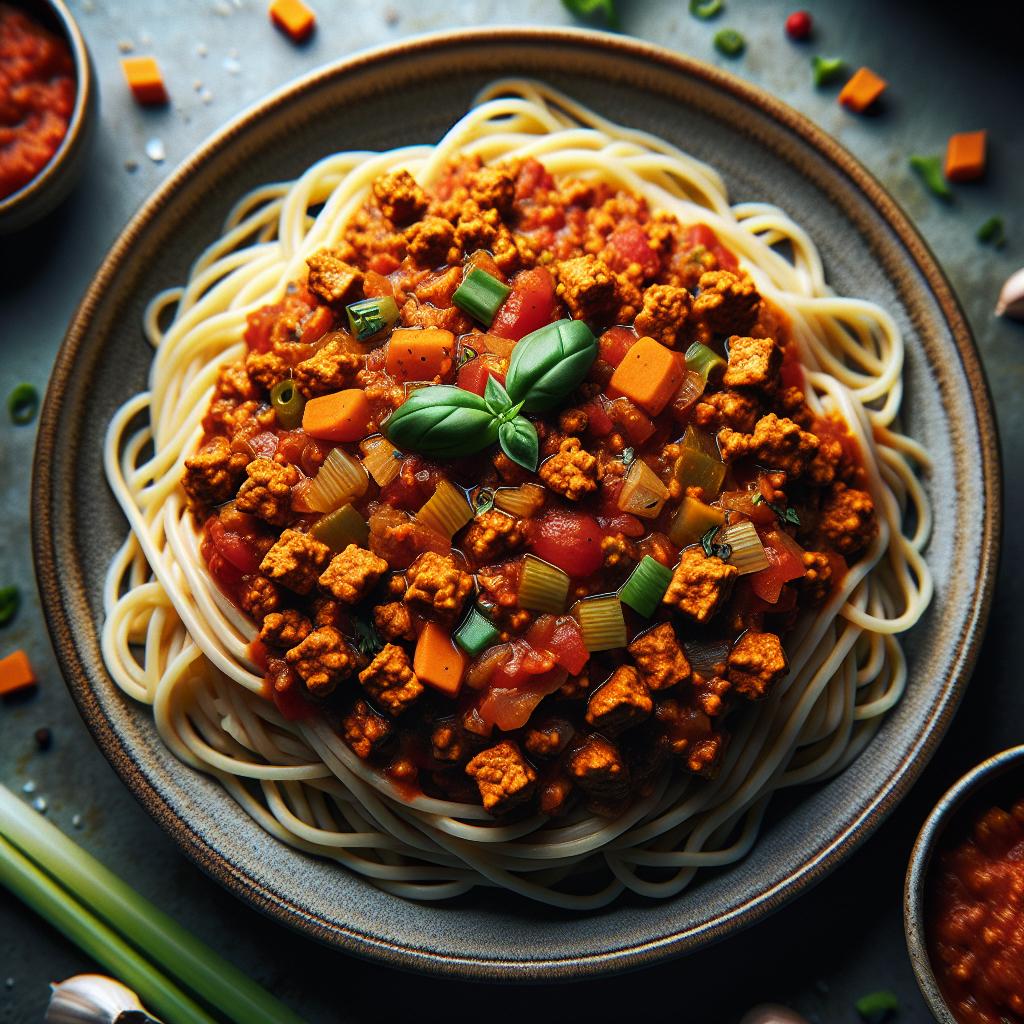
left=196, top=42, right=208, bottom=57
left=33, top=796, right=48, bottom=814
left=200, top=88, right=214, bottom=105
left=117, top=39, right=134, bottom=53
left=145, top=138, right=166, bottom=163
left=223, top=55, right=241, bottom=75
left=22, top=780, right=36, bottom=794
left=4, top=978, right=13, bottom=990
left=213, top=0, right=232, bottom=15
left=71, top=814, right=83, bottom=829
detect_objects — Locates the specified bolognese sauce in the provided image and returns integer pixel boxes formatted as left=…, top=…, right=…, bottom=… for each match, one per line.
left=182, top=156, right=877, bottom=817
left=0, top=4, right=75, bottom=201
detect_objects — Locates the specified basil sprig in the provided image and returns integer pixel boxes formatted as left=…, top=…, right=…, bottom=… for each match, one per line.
left=382, top=319, right=597, bottom=472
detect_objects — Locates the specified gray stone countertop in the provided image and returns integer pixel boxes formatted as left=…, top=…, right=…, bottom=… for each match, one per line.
left=1, top=1, right=1022, bottom=1021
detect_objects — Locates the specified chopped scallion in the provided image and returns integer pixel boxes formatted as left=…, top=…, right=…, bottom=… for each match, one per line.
left=909, top=155, right=953, bottom=200
left=345, top=296, right=399, bottom=341
left=811, top=55, right=845, bottom=87
left=689, top=0, right=722, bottom=18
left=519, top=555, right=570, bottom=614
left=855, top=990, right=900, bottom=1023
left=684, top=341, right=727, bottom=382
left=561, top=0, right=619, bottom=30
left=309, top=504, right=368, bottom=551
left=619, top=556, right=673, bottom=618
left=454, top=607, right=501, bottom=656
left=977, top=216, right=1006, bottom=248
left=452, top=268, right=511, bottom=327
left=8, top=383, right=38, bottom=425
left=0, top=585, right=20, bottom=627
left=269, top=379, right=305, bottom=430
left=574, top=594, right=627, bottom=651
left=713, top=28, right=745, bottom=57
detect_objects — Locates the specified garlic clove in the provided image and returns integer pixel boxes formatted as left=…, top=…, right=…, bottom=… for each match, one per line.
left=739, top=1004, right=811, bottom=1024
left=45, top=974, right=162, bottom=1024
left=995, top=267, right=1024, bottom=321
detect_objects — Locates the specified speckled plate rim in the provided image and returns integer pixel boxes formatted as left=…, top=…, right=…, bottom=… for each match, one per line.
left=32, top=27, right=1001, bottom=979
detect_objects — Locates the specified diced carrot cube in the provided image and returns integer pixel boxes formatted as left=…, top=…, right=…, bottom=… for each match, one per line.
left=413, top=622, right=467, bottom=697
left=608, top=336, right=685, bottom=416
left=838, top=67, right=887, bottom=113
left=302, top=389, right=372, bottom=442
left=121, top=56, right=169, bottom=106
left=269, top=0, right=316, bottom=42
left=0, top=650, right=37, bottom=697
left=385, top=328, right=455, bottom=383
left=945, top=131, right=987, bottom=183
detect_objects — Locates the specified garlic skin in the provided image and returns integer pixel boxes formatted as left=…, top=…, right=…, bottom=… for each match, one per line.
left=739, top=1004, right=811, bottom=1024
left=45, top=974, right=162, bottom=1024
left=995, top=268, right=1024, bottom=321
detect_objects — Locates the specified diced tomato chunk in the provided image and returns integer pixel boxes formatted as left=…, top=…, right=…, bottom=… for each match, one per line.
left=581, top=397, right=614, bottom=437
left=599, top=326, right=637, bottom=368
left=750, top=527, right=806, bottom=603
left=608, top=224, right=661, bottom=278
left=208, top=518, right=262, bottom=574
left=456, top=356, right=506, bottom=397
left=530, top=510, right=604, bottom=578
left=685, top=223, right=739, bottom=272
left=608, top=397, right=656, bottom=445
left=545, top=616, right=589, bottom=675
left=490, top=268, right=556, bottom=341
left=597, top=512, right=646, bottom=538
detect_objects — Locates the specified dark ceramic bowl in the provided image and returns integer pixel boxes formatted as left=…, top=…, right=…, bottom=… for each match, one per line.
left=905, top=746, right=1024, bottom=1023
left=0, top=0, right=97, bottom=234
left=33, top=29, right=1000, bottom=979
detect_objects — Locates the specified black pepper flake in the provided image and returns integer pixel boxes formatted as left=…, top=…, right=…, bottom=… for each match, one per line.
left=33, top=727, right=52, bottom=751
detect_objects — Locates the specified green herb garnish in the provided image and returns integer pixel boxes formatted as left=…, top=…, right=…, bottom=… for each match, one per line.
left=457, top=345, right=478, bottom=370
left=701, top=524, right=732, bottom=561
left=8, top=384, right=39, bottom=426
left=689, top=0, right=723, bottom=19
left=752, top=493, right=801, bottom=526
left=349, top=617, right=384, bottom=659
left=977, top=216, right=1006, bottom=248
left=619, top=446, right=636, bottom=468
left=713, top=28, right=745, bottom=57
left=504, top=318, right=599, bottom=412
left=0, top=586, right=20, bottom=627
left=855, top=990, right=899, bottom=1023
left=909, top=155, right=953, bottom=200
left=561, top=0, right=619, bottom=29
left=811, top=55, right=845, bottom=87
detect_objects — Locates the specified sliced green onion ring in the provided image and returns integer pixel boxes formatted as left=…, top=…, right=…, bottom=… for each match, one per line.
left=453, top=268, right=511, bottom=327
left=713, top=28, right=745, bottom=56
left=811, top=55, right=845, bottom=87
left=909, top=155, right=952, bottom=200
left=345, top=296, right=399, bottom=341
left=689, top=0, right=723, bottom=18
left=684, top=341, right=727, bottom=382
left=455, top=606, right=501, bottom=656
left=8, top=383, right=38, bottom=425
left=619, top=556, right=673, bottom=618
left=0, top=585, right=20, bottom=627
left=270, top=378, right=305, bottom=429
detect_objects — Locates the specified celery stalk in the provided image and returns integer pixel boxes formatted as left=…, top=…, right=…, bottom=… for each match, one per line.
left=0, top=833, right=216, bottom=1024
left=0, top=784, right=307, bottom=1024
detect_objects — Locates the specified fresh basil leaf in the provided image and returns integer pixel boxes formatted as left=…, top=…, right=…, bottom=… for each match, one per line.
left=384, top=385, right=499, bottom=458
left=505, top=319, right=598, bottom=413
left=484, top=374, right=514, bottom=417
left=498, top=416, right=539, bottom=472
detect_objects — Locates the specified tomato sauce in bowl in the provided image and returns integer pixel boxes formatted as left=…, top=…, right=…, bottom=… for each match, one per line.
left=928, top=800, right=1024, bottom=1024
left=0, top=2, right=76, bottom=203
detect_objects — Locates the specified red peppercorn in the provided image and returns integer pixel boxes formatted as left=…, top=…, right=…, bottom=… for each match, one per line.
left=785, top=10, right=813, bottom=40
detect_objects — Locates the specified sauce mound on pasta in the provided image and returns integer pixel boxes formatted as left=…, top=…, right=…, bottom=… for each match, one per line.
left=183, top=157, right=877, bottom=818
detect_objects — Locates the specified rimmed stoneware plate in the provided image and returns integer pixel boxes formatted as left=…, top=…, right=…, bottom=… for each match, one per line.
left=34, top=28, right=1000, bottom=980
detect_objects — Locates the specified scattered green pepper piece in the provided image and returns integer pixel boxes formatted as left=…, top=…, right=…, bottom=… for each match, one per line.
left=345, top=296, right=399, bottom=341
left=689, top=0, right=723, bottom=19
left=977, top=216, right=1006, bottom=248
left=909, top=155, right=953, bottom=200
left=713, top=28, right=745, bottom=57
left=855, top=990, right=900, bottom=1023
left=269, top=379, right=305, bottom=430
left=619, top=557, right=673, bottom=618
left=811, top=55, right=845, bottom=87
left=0, top=586, right=20, bottom=627
left=454, top=606, right=501, bottom=656
left=561, top=0, right=619, bottom=30
left=8, top=384, right=38, bottom=426
left=452, top=268, right=511, bottom=327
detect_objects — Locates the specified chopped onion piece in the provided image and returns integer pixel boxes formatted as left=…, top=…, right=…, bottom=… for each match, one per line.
left=617, top=459, right=669, bottom=519
left=494, top=483, right=546, bottom=519
left=722, top=520, right=770, bottom=574
left=360, top=435, right=402, bottom=487
left=416, top=479, right=473, bottom=539
left=305, top=447, right=368, bottom=513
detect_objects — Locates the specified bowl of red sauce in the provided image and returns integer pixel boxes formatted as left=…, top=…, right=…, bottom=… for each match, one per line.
left=906, top=745, right=1024, bottom=1024
left=0, top=0, right=96, bottom=233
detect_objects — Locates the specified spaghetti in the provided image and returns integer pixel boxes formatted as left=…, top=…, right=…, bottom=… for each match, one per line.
left=101, top=80, right=932, bottom=908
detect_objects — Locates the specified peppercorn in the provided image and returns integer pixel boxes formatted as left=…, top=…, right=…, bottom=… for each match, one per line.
left=33, top=727, right=52, bottom=751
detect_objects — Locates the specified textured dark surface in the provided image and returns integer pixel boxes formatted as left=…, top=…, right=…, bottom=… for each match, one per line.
left=1, top=2, right=1022, bottom=1022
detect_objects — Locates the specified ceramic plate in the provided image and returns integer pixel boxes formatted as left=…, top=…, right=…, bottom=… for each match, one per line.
left=33, top=28, right=1000, bottom=979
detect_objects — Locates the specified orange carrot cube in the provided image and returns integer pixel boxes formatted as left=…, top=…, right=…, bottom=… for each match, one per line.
left=413, top=622, right=467, bottom=697
left=0, top=650, right=37, bottom=697
left=385, top=328, right=455, bottom=383
left=269, top=0, right=316, bottom=42
left=838, top=67, right=887, bottom=113
left=121, top=56, right=168, bottom=106
left=945, top=131, right=987, bottom=183
left=608, top=336, right=685, bottom=416
left=302, top=389, right=372, bottom=442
